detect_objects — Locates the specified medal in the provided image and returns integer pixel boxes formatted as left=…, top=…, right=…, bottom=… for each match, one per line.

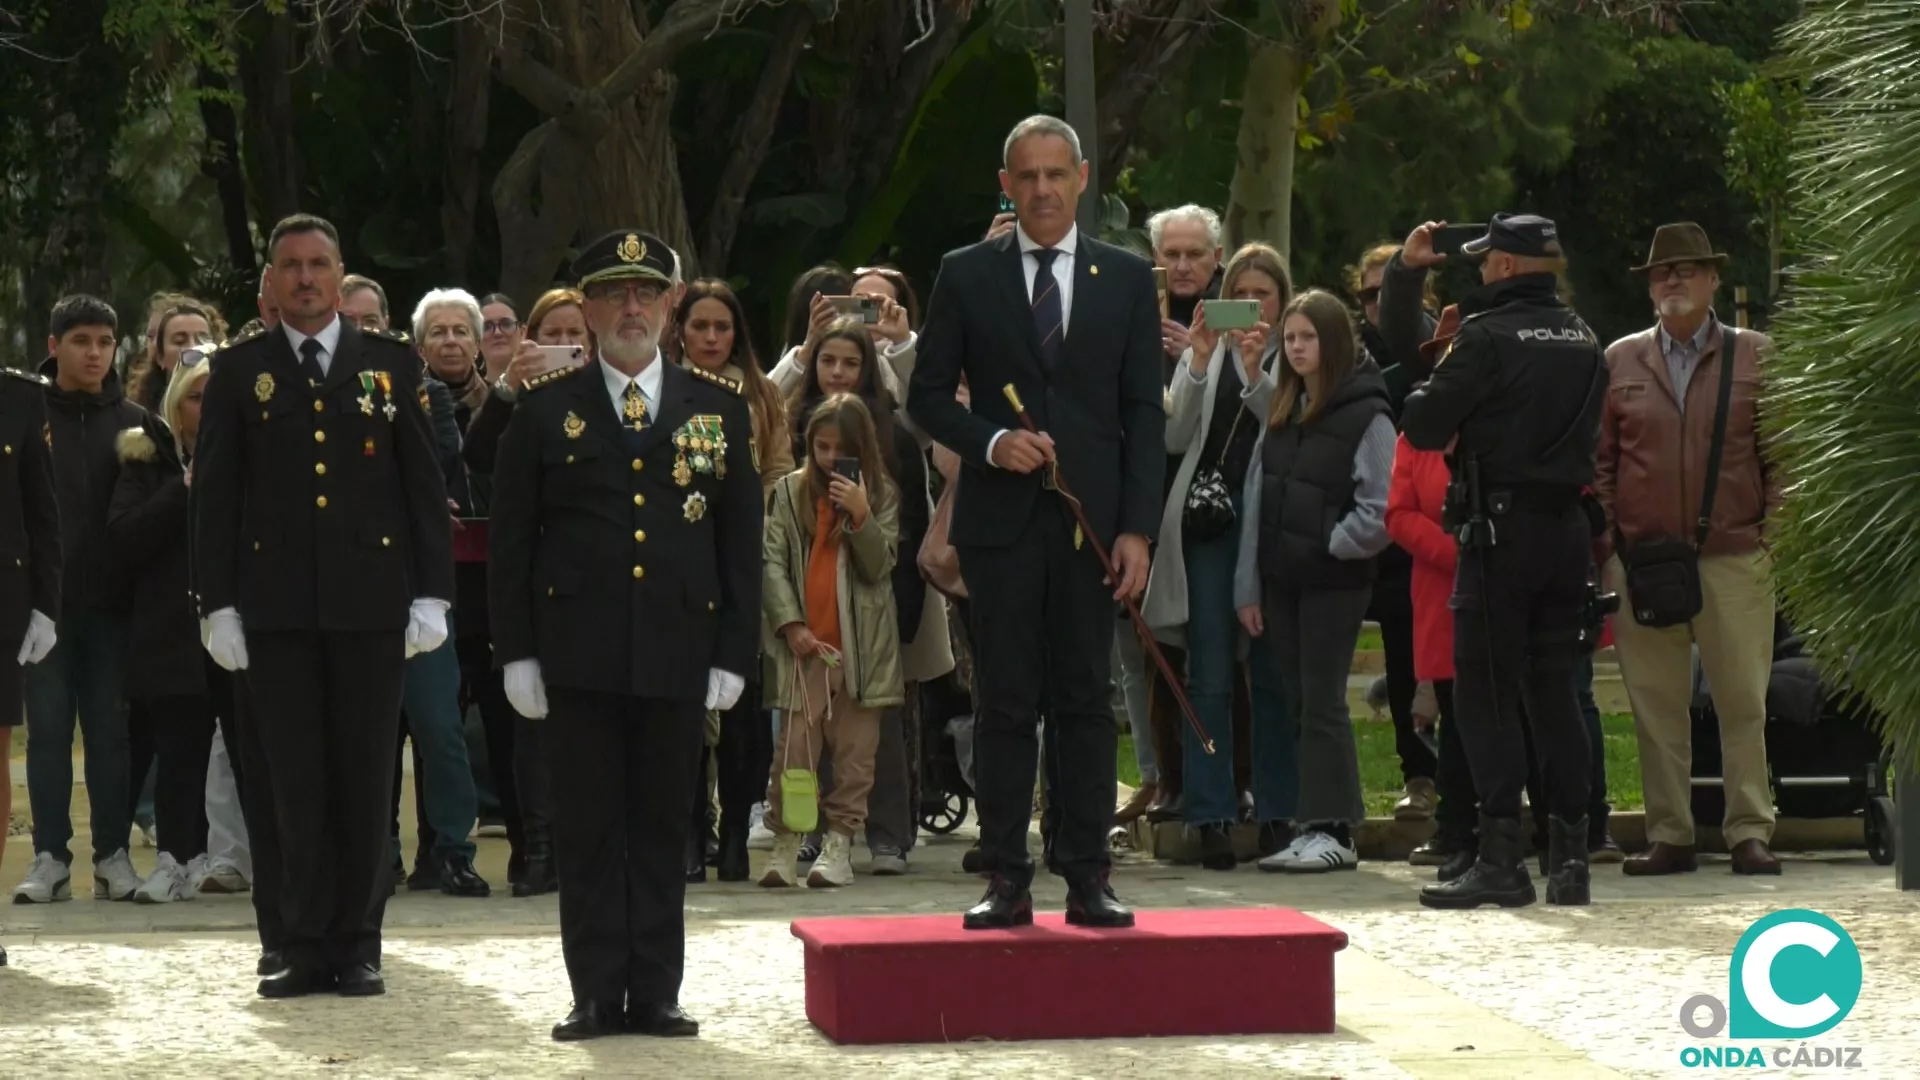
left=683, top=491, right=708, bottom=523
left=357, top=372, right=376, bottom=415
left=374, top=372, right=397, bottom=421
left=673, top=453, right=693, bottom=487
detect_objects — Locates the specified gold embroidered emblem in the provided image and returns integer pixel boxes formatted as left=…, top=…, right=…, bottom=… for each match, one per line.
left=683, top=491, right=708, bottom=523
left=618, top=234, right=645, bottom=263
left=564, top=412, right=585, bottom=440
left=254, top=373, right=275, bottom=403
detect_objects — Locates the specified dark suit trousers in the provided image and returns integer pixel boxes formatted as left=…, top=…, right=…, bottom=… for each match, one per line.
left=958, top=503, right=1118, bottom=889
left=545, top=688, right=705, bottom=1007
left=222, top=671, right=285, bottom=952
left=245, top=631, right=406, bottom=972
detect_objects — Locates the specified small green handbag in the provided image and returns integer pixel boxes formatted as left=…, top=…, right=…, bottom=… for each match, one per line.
left=778, top=647, right=839, bottom=834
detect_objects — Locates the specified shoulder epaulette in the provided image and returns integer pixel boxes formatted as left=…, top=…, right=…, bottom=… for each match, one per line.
left=228, top=323, right=267, bottom=347
left=2, top=368, right=49, bottom=386
left=525, top=364, right=586, bottom=392
left=365, top=325, right=412, bottom=346
left=688, top=366, right=741, bottom=395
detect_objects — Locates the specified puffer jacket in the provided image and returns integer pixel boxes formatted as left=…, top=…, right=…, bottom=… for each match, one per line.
left=1596, top=322, right=1779, bottom=558
left=38, top=357, right=157, bottom=615
left=107, top=426, right=204, bottom=699
left=760, top=468, right=903, bottom=710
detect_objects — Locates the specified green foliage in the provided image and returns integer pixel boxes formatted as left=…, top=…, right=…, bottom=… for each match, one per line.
left=1759, top=0, right=1920, bottom=766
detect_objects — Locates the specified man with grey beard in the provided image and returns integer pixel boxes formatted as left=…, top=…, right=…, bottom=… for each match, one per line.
left=487, top=229, right=762, bottom=1041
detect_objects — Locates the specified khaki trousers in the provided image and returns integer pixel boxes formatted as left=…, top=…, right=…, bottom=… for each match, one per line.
left=766, top=661, right=882, bottom=837
left=1605, top=551, right=1777, bottom=846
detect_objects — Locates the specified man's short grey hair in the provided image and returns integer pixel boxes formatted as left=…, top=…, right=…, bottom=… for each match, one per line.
left=1148, top=205, right=1224, bottom=252
left=1002, top=115, right=1083, bottom=169
left=411, top=287, right=483, bottom=344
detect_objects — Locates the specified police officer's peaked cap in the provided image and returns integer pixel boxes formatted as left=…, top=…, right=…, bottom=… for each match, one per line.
left=1461, top=213, right=1563, bottom=259
left=573, top=230, right=677, bottom=291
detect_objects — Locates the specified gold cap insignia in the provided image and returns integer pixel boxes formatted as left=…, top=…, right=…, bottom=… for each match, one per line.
left=618, top=234, right=645, bottom=264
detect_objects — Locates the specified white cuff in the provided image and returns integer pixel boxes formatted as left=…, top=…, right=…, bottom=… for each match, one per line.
left=985, top=429, right=1010, bottom=469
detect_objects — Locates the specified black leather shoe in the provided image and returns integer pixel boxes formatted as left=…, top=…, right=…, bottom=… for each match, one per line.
left=963, top=876, right=1033, bottom=929
left=256, top=949, right=286, bottom=977
left=513, top=849, right=558, bottom=898
left=552, top=1000, right=626, bottom=1042
left=1437, top=844, right=1478, bottom=883
left=406, top=861, right=441, bottom=892
left=1543, top=814, right=1591, bottom=906
left=1421, top=814, right=1536, bottom=910
left=627, top=1001, right=700, bottom=1038
left=1200, top=824, right=1237, bottom=871
left=258, top=963, right=337, bottom=999
left=1145, top=791, right=1184, bottom=824
left=716, top=822, right=750, bottom=883
left=961, top=842, right=992, bottom=876
left=685, top=824, right=708, bottom=885
left=1065, top=873, right=1135, bottom=928
left=437, top=855, right=491, bottom=898
left=335, top=963, right=386, bottom=997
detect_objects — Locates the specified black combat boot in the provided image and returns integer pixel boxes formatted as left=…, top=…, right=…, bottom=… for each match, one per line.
left=1544, top=814, right=1591, bottom=906
left=1419, top=813, right=1535, bottom=909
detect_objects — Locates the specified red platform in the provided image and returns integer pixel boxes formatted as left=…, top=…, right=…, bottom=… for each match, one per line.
left=791, top=907, right=1347, bottom=1045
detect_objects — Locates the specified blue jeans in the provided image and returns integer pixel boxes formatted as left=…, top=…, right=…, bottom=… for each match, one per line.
left=394, top=638, right=478, bottom=861
left=1112, top=622, right=1158, bottom=784
left=1181, top=528, right=1297, bottom=826
left=24, top=611, right=131, bottom=864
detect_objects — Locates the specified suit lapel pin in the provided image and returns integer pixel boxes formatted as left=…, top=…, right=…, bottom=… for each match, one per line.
left=683, top=491, right=708, bottom=523
left=1089, top=263, right=1099, bottom=276
left=564, top=411, right=585, bottom=439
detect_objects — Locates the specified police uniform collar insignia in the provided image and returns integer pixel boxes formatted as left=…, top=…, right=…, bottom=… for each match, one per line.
left=564, top=411, right=585, bottom=439
left=687, top=366, right=741, bottom=395
left=364, top=325, right=412, bottom=345
left=525, top=364, right=585, bottom=392
left=618, top=234, right=645, bottom=263
left=683, top=491, right=708, bottom=522
left=255, top=373, right=275, bottom=403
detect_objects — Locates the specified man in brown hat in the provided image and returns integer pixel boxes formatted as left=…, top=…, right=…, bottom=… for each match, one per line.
left=1595, top=222, right=1783, bottom=877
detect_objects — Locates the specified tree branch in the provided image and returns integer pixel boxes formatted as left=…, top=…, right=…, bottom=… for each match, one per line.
left=592, top=0, right=759, bottom=106
left=700, top=3, right=814, bottom=277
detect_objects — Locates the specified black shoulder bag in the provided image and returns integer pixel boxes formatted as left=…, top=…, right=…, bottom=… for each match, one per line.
left=1182, top=375, right=1250, bottom=545
left=1619, top=327, right=1738, bottom=628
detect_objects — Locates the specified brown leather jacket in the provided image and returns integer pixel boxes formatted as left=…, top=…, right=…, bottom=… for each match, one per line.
left=1596, top=320, right=1780, bottom=560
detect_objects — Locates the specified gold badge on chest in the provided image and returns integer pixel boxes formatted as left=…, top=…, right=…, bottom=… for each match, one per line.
left=255, top=373, right=275, bottom=403
left=671, top=414, right=727, bottom=487
left=563, top=411, right=585, bottom=439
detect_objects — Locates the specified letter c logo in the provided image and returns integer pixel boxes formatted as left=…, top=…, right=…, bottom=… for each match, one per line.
left=1728, top=910, right=1862, bottom=1039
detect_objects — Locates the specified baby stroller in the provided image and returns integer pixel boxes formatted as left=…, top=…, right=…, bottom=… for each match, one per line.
left=917, top=669, right=975, bottom=835
left=1688, top=614, right=1898, bottom=863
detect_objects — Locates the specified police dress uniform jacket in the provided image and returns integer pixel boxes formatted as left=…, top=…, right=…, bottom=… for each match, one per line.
left=0, top=369, right=60, bottom=649
left=487, top=357, right=762, bottom=700
left=192, top=321, right=456, bottom=631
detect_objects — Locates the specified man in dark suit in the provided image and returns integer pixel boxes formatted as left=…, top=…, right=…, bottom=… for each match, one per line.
left=908, top=116, right=1165, bottom=929
left=193, top=213, right=454, bottom=998
left=488, top=230, right=761, bottom=1042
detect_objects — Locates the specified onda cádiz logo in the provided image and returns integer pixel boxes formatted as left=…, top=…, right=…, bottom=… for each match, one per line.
left=1677, top=909, right=1865, bottom=1070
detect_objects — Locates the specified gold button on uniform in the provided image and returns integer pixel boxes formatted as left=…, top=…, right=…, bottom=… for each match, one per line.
left=316, top=496, right=328, bottom=509
left=632, top=566, right=645, bottom=580
left=313, top=401, right=324, bottom=413
left=314, top=430, right=326, bottom=444
left=634, top=530, right=646, bottom=543
left=631, top=459, right=643, bottom=471
left=565, top=455, right=574, bottom=464
left=632, top=494, right=645, bottom=507
left=381, top=537, right=391, bottom=547
left=3, top=446, right=11, bottom=455
left=253, top=542, right=260, bottom=551
left=315, top=463, right=327, bottom=476
left=707, top=601, right=716, bottom=612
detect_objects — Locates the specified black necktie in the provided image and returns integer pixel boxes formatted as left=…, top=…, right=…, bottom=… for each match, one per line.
left=299, top=338, right=325, bottom=387
left=1031, top=247, right=1063, bottom=366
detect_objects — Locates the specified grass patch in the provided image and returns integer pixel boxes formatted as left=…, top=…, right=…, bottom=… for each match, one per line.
left=1355, top=626, right=1383, bottom=653
left=1119, top=712, right=1642, bottom=816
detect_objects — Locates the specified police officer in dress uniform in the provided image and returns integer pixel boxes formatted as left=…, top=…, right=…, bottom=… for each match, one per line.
left=193, top=214, right=454, bottom=997
left=488, top=230, right=761, bottom=1043
left=1400, top=214, right=1608, bottom=911
left=0, top=367, right=61, bottom=968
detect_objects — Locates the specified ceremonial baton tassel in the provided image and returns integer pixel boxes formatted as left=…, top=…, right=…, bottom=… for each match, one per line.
left=1002, top=384, right=1214, bottom=755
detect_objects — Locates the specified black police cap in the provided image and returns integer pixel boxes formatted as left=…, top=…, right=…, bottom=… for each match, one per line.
left=573, top=230, right=676, bottom=291
left=1461, top=213, right=1563, bottom=259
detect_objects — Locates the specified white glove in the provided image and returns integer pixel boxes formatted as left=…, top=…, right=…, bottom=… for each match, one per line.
left=16, top=610, right=55, bottom=666
left=706, top=668, right=746, bottom=711
left=404, top=598, right=451, bottom=658
left=206, top=608, right=249, bottom=672
left=504, top=658, right=549, bottom=719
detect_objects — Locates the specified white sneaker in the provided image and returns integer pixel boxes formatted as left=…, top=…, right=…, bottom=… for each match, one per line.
left=183, top=853, right=213, bottom=893
left=93, top=849, right=144, bottom=901
left=11, top=853, right=72, bottom=903
left=868, top=845, right=908, bottom=876
left=1256, top=832, right=1311, bottom=873
left=760, top=834, right=801, bottom=888
left=808, top=833, right=855, bottom=888
left=134, top=854, right=193, bottom=904
left=198, top=858, right=251, bottom=894
left=1277, top=831, right=1357, bottom=874
left=748, top=802, right=775, bottom=851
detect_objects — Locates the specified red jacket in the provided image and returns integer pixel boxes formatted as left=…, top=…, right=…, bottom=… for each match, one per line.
left=1385, top=434, right=1456, bottom=681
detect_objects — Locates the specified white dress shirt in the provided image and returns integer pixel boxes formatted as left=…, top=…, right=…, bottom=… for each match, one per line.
left=282, top=317, right=344, bottom=378
left=601, top=350, right=664, bottom=420
left=988, top=224, right=1081, bottom=467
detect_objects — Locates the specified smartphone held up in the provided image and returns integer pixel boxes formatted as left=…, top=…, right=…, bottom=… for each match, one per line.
left=527, top=344, right=587, bottom=380
left=826, top=295, right=881, bottom=325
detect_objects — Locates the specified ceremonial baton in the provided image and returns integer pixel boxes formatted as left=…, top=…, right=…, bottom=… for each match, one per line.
left=1002, top=384, right=1214, bottom=755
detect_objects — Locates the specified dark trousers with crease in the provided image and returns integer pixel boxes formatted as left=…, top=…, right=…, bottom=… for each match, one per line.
left=221, top=670, right=284, bottom=952
left=958, top=504, right=1117, bottom=890
left=546, top=687, right=705, bottom=1007
left=244, top=630, right=406, bottom=973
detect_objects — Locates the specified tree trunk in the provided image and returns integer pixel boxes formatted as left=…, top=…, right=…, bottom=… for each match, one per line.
left=442, top=18, right=493, bottom=286
left=197, top=67, right=257, bottom=273
left=1225, top=39, right=1303, bottom=258
left=237, top=4, right=302, bottom=229
left=1095, top=0, right=1210, bottom=186
left=700, top=4, right=814, bottom=278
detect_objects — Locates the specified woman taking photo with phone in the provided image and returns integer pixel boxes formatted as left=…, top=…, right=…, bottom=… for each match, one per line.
left=769, top=265, right=917, bottom=408
left=758, top=394, right=902, bottom=890
left=1234, top=289, right=1397, bottom=874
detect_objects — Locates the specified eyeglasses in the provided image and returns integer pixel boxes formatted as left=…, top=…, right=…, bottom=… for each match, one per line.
left=587, top=282, right=665, bottom=307
left=1648, top=264, right=1705, bottom=284
left=483, top=318, right=519, bottom=335
left=1356, top=287, right=1381, bottom=305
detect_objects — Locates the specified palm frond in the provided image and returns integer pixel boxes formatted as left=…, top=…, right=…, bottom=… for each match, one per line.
left=1764, top=0, right=1920, bottom=767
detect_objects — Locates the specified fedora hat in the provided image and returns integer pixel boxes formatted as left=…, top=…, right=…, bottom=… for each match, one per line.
left=1420, top=304, right=1461, bottom=363
left=1631, top=222, right=1728, bottom=273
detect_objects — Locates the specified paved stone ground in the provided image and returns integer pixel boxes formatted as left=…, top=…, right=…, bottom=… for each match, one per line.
left=4, top=765, right=1916, bottom=1077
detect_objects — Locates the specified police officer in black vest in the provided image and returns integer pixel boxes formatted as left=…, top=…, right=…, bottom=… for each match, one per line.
left=193, top=213, right=455, bottom=997
left=488, top=230, right=761, bottom=1042
left=1400, top=214, right=1608, bottom=911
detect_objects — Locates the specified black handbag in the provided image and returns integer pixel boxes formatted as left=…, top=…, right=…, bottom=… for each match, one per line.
left=1620, top=328, right=1739, bottom=628
left=1182, top=381, right=1248, bottom=544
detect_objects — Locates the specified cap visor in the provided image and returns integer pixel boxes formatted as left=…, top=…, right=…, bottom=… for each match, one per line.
left=1459, top=235, right=1494, bottom=257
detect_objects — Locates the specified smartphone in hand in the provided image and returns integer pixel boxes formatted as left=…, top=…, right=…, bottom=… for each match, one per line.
left=826, top=296, right=880, bottom=325
left=1154, top=267, right=1170, bottom=320
left=1431, top=223, right=1488, bottom=258
left=832, top=457, right=861, bottom=485
left=528, top=344, right=586, bottom=379
left=1205, top=299, right=1262, bottom=330
left=998, top=192, right=1016, bottom=214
